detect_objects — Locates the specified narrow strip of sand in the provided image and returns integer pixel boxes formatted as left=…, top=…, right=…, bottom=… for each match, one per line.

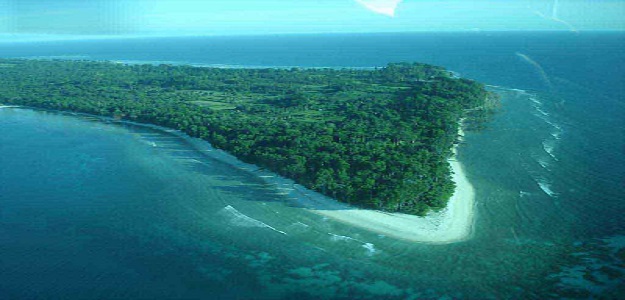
left=129, top=118, right=476, bottom=244
left=17, top=108, right=475, bottom=244
left=284, top=127, right=475, bottom=244
left=182, top=125, right=476, bottom=244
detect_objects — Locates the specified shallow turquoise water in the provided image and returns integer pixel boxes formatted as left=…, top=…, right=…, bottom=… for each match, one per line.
left=1, top=32, right=624, bottom=298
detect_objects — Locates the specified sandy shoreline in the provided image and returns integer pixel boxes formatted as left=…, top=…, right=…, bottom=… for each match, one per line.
left=4, top=106, right=476, bottom=244
left=284, top=127, right=475, bottom=244
left=179, top=123, right=476, bottom=244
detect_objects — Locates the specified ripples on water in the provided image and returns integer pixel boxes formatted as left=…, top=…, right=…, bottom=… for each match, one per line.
left=1, top=79, right=624, bottom=299
left=1, top=32, right=624, bottom=298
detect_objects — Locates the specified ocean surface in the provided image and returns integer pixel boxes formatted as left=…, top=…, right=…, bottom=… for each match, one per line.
left=1, top=32, right=624, bottom=299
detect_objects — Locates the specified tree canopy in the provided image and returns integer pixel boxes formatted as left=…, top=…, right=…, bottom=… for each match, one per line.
left=0, top=59, right=497, bottom=215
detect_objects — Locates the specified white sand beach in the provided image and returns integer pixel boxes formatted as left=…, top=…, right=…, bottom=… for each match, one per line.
left=282, top=127, right=475, bottom=244
left=35, top=112, right=475, bottom=244
left=182, top=124, right=476, bottom=244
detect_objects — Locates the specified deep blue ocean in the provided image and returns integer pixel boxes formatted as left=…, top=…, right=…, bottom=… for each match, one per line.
left=1, top=32, right=624, bottom=299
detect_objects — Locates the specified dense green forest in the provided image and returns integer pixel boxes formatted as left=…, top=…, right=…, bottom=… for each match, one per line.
left=0, top=59, right=498, bottom=215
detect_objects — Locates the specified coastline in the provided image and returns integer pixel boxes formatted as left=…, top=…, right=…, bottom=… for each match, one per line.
left=180, top=119, right=476, bottom=244
left=284, top=126, right=475, bottom=244
left=2, top=106, right=476, bottom=244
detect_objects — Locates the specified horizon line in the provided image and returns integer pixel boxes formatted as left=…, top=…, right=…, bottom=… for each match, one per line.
left=1, top=29, right=624, bottom=43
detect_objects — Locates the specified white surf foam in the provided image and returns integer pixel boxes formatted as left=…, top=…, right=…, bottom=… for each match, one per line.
left=535, top=106, right=550, bottom=117
left=537, top=179, right=558, bottom=197
left=61, top=110, right=474, bottom=243
left=529, top=96, right=563, bottom=135
left=219, top=205, right=287, bottom=235
left=542, top=140, right=558, bottom=161
left=328, top=233, right=359, bottom=242
left=529, top=97, right=542, bottom=105
left=362, top=243, right=377, bottom=255
left=328, top=233, right=377, bottom=255
left=537, top=157, right=551, bottom=170
left=529, top=96, right=549, bottom=116
left=510, top=88, right=528, bottom=94
left=140, top=139, right=158, bottom=147
left=536, top=114, right=563, bottom=134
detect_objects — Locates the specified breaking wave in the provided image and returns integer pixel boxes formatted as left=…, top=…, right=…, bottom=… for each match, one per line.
left=536, top=177, right=558, bottom=197
left=219, top=205, right=287, bottom=235
left=529, top=95, right=564, bottom=161
left=328, top=233, right=378, bottom=256
left=535, top=106, right=550, bottom=117
left=542, top=140, right=558, bottom=161
left=328, top=233, right=360, bottom=242
left=362, top=243, right=377, bottom=255
left=536, top=157, right=551, bottom=170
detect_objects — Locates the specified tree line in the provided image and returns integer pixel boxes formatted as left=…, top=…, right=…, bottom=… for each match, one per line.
left=0, top=59, right=497, bottom=215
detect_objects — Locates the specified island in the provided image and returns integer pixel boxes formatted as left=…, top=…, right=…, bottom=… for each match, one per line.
left=0, top=59, right=497, bottom=219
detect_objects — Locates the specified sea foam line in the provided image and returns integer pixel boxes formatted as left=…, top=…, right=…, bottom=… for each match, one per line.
left=219, top=205, right=287, bottom=235
left=535, top=177, right=558, bottom=197
left=535, top=106, right=550, bottom=117
left=534, top=113, right=564, bottom=138
left=528, top=96, right=563, bottom=133
left=27, top=107, right=473, bottom=243
left=529, top=96, right=564, bottom=150
left=536, top=157, right=551, bottom=170
left=327, top=233, right=377, bottom=255
left=542, top=140, right=559, bottom=161
left=362, top=243, right=377, bottom=255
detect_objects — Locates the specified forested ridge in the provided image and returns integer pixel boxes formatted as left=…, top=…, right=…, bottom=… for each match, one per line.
left=0, top=59, right=498, bottom=215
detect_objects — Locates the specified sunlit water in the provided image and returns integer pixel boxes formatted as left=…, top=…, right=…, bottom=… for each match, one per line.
left=1, top=32, right=623, bottom=298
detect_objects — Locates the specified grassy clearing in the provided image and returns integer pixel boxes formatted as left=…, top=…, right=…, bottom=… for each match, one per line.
left=190, top=100, right=237, bottom=110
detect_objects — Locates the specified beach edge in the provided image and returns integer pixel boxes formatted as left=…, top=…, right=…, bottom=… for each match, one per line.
left=3, top=106, right=476, bottom=244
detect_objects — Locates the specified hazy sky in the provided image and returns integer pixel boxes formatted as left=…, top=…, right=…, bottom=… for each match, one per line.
left=1, top=0, right=623, bottom=38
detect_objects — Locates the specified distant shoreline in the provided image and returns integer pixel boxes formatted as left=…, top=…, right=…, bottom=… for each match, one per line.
left=2, top=106, right=475, bottom=244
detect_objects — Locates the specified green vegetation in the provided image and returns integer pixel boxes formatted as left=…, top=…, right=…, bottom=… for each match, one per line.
left=0, top=59, right=497, bottom=215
